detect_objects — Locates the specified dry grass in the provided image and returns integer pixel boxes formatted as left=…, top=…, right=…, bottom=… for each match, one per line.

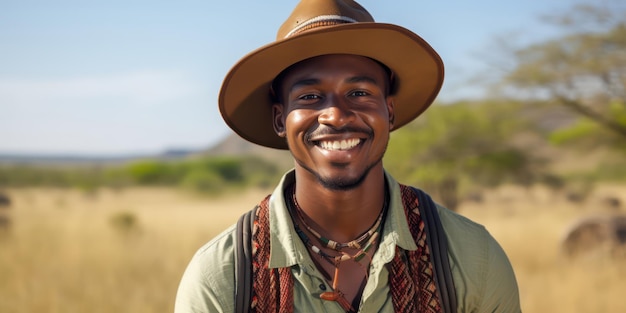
left=0, top=184, right=624, bottom=313
left=458, top=184, right=626, bottom=313
left=0, top=187, right=267, bottom=313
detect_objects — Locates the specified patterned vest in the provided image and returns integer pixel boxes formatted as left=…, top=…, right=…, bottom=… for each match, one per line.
left=247, top=184, right=443, bottom=313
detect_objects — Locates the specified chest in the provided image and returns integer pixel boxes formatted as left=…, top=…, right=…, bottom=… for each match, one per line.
left=289, top=248, right=396, bottom=313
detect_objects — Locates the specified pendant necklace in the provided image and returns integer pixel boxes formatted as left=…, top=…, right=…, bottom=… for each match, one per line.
left=288, top=184, right=387, bottom=313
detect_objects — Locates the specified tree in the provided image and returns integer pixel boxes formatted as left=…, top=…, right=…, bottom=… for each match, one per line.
left=384, top=101, right=547, bottom=211
left=503, top=1, right=626, bottom=141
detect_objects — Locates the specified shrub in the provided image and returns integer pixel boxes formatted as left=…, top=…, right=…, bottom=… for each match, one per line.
left=179, top=170, right=225, bottom=195
left=109, top=211, right=139, bottom=235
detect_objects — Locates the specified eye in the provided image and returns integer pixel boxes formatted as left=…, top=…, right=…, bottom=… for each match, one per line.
left=299, top=94, right=320, bottom=100
left=293, top=93, right=323, bottom=104
left=349, top=90, right=370, bottom=97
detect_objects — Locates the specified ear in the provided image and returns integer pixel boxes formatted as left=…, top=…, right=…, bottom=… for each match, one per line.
left=272, top=103, right=286, bottom=137
left=386, top=97, right=395, bottom=130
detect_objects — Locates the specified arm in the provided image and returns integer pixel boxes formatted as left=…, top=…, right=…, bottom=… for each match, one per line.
left=477, top=236, right=521, bottom=313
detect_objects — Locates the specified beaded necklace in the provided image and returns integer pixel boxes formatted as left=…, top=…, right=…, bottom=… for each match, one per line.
left=287, top=184, right=388, bottom=313
left=293, top=192, right=385, bottom=252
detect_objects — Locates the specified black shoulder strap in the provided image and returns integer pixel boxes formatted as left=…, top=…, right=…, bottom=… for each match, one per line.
left=413, top=187, right=458, bottom=313
left=235, top=206, right=256, bottom=313
left=235, top=191, right=457, bottom=313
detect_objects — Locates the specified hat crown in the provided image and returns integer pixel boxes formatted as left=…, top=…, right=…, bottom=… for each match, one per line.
left=277, top=0, right=374, bottom=39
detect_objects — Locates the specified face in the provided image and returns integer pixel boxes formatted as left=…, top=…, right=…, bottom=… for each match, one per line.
left=272, top=54, right=394, bottom=191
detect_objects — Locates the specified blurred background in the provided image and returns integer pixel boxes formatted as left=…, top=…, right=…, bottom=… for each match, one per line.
left=1, top=0, right=625, bottom=312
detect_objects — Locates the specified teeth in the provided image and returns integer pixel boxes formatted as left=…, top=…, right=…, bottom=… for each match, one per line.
left=319, top=139, right=360, bottom=151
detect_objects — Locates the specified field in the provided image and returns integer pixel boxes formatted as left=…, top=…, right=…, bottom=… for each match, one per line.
left=0, top=184, right=625, bottom=313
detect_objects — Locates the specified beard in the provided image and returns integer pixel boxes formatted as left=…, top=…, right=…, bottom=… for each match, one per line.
left=292, top=146, right=386, bottom=191
left=295, top=160, right=380, bottom=191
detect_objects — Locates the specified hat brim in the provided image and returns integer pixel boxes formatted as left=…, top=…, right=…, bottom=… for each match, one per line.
left=219, top=22, right=444, bottom=150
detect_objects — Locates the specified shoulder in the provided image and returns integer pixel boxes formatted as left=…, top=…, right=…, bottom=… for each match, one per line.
left=435, top=204, right=495, bottom=264
left=175, top=224, right=237, bottom=313
left=192, top=224, right=238, bottom=275
left=436, top=205, right=521, bottom=313
left=436, top=204, right=487, bottom=239
left=435, top=204, right=491, bottom=279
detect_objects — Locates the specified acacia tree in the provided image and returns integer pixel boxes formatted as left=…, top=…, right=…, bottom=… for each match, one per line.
left=384, top=101, right=547, bottom=211
left=503, top=2, right=626, bottom=142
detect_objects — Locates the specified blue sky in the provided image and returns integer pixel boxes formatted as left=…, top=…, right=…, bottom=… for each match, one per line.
left=1, top=0, right=580, bottom=156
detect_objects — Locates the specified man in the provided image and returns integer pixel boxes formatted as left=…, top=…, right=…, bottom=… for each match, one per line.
left=175, top=0, right=521, bottom=312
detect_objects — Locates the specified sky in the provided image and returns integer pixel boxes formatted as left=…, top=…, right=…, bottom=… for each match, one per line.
left=0, top=0, right=582, bottom=156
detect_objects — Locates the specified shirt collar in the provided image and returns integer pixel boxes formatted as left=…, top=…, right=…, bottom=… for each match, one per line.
left=267, top=170, right=417, bottom=269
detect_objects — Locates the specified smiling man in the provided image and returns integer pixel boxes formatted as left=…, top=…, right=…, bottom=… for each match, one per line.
left=273, top=55, right=393, bottom=192
left=175, top=1, right=521, bottom=312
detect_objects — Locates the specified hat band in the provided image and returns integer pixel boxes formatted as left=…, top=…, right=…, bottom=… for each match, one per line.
left=284, top=15, right=357, bottom=38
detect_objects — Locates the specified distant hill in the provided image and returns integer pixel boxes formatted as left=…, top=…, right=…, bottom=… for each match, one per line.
left=0, top=153, right=132, bottom=166
left=0, top=133, right=292, bottom=169
left=0, top=149, right=201, bottom=166
left=201, top=133, right=293, bottom=170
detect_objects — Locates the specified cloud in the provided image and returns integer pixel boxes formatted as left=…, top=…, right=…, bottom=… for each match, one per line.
left=0, top=70, right=202, bottom=109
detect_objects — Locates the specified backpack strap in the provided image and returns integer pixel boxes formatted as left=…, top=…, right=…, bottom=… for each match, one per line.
left=235, top=206, right=256, bottom=313
left=412, top=187, right=457, bottom=313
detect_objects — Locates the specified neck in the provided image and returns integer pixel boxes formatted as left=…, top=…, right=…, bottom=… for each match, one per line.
left=292, top=167, right=387, bottom=243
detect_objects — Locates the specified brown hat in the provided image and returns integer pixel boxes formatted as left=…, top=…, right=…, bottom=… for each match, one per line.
left=218, top=0, right=444, bottom=150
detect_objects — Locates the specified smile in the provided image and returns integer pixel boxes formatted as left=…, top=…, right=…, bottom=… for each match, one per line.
left=318, top=138, right=361, bottom=151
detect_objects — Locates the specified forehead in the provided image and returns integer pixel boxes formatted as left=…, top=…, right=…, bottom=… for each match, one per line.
left=276, top=54, right=389, bottom=88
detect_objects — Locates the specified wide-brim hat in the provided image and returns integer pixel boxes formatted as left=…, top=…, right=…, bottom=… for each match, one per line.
left=219, top=0, right=444, bottom=150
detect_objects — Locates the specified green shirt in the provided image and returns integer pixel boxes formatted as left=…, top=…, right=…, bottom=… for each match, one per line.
left=175, top=171, right=521, bottom=313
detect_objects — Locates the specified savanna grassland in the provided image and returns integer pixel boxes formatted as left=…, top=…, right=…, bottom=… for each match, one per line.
left=0, top=185, right=625, bottom=313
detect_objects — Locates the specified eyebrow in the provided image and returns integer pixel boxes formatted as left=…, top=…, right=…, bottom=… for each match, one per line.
left=289, top=75, right=380, bottom=93
left=345, top=75, right=379, bottom=85
left=289, top=78, right=320, bottom=92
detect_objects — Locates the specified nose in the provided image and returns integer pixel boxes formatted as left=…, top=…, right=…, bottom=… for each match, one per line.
left=318, top=96, right=356, bottom=128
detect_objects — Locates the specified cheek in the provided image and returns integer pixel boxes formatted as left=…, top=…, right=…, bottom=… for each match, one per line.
left=367, top=109, right=392, bottom=148
left=285, top=109, right=316, bottom=133
left=366, top=107, right=393, bottom=129
left=286, top=110, right=306, bottom=124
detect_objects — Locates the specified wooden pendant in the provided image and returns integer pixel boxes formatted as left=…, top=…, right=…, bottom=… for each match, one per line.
left=320, top=264, right=342, bottom=301
left=320, top=291, right=341, bottom=301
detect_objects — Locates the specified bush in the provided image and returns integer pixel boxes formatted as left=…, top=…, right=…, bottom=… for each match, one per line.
left=126, top=161, right=175, bottom=185
left=0, top=155, right=284, bottom=193
left=179, top=170, right=225, bottom=194
left=109, top=211, right=139, bottom=235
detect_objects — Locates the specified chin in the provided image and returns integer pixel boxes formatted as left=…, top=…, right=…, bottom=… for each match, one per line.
left=313, top=161, right=380, bottom=191
left=295, top=152, right=384, bottom=191
left=317, top=174, right=366, bottom=191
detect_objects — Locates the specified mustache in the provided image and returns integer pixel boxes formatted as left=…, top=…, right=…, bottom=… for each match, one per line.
left=305, top=126, right=373, bottom=141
